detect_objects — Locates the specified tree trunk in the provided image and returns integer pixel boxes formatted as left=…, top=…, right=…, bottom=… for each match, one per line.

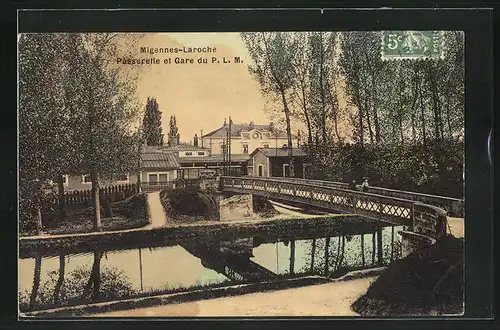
left=363, top=87, right=374, bottom=144
left=361, top=234, right=365, bottom=266
left=336, top=236, right=342, bottom=268
left=81, top=251, right=103, bottom=300
left=371, top=232, right=376, bottom=265
left=354, top=82, right=365, bottom=146
left=36, top=204, right=43, bottom=235
left=91, top=170, right=101, bottom=231
left=92, top=251, right=102, bottom=301
left=289, top=239, right=295, bottom=275
left=29, top=255, right=42, bottom=310
left=324, top=237, right=330, bottom=275
left=391, top=226, right=395, bottom=261
left=310, top=238, right=316, bottom=272
left=337, top=236, right=345, bottom=269
left=301, top=90, right=313, bottom=144
left=319, top=34, right=327, bottom=145
left=57, top=174, right=67, bottom=221
left=53, top=254, right=65, bottom=304
left=426, top=62, right=444, bottom=141
left=418, top=80, right=427, bottom=145
left=377, top=227, right=383, bottom=266
left=444, top=94, right=453, bottom=138
left=331, top=91, right=342, bottom=143
left=398, top=85, right=405, bottom=144
left=137, top=145, right=142, bottom=193
left=281, top=89, right=294, bottom=177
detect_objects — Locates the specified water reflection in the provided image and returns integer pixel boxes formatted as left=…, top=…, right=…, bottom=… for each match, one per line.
left=19, top=225, right=402, bottom=312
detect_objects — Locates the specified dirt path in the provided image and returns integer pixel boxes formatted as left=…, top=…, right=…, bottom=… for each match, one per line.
left=447, top=217, right=464, bottom=238
left=93, top=277, right=377, bottom=317
left=145, top=192, right=168, bottom=228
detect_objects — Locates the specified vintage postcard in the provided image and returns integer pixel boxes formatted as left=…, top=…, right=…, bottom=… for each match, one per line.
left=18, top=29, right=465, bottom=318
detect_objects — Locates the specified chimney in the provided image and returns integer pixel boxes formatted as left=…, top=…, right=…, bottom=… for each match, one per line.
left=194, top=133, right=198, bottom=147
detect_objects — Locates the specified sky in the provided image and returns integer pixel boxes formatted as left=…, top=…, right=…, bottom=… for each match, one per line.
left=123, top=32, right=270, bottom=142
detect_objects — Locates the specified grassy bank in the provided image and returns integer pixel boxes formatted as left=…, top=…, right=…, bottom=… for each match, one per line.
left=22, top=275, right=333, bottom=317
left=21, top=194, right=149, bottom=237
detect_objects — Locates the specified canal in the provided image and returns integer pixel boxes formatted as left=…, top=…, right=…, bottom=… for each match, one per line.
left=18, top=218, right=403, bottom=314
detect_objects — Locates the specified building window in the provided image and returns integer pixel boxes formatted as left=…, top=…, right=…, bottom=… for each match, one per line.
left=159, top=174, right=168, bottom=183
left=283, top=144, right=288, bottom=148
left=198, top=151, right=205, bottom=156
left=243, top=144, right=249, bottom=154
left=263, top=144, right=269, bottom=148
left=148, top=174, right=158, bottom=185
left=185, top=152, right=193, bottom=156
left=82, top=174, right=92, bottom=184
left=148, top=172, right=169, bottom=185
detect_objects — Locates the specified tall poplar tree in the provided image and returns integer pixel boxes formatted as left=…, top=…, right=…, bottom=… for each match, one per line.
left=167, top=115, right=179, bottom=146
left=142, top=97, right=163, bottom=146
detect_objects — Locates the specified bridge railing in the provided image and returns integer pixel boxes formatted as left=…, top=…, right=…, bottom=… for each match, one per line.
left=244, top=176, right=464, bottom=217
left=220, top=176, right=448, bottom=239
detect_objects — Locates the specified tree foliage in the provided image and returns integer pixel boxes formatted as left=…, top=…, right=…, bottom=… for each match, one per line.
left=167, top=115, right=180, bottom=146
left=241, top=32, right=298, bottom=176
left=19, top=33, right=143, bottom=232
left=142, top=97, right=163, bottom=146
left=242, top=31, right=464, bottom=196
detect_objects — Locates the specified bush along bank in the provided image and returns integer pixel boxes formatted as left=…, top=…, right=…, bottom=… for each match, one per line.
left=22, top=275, right=333, bottom=317
left=159, top=186, right=219, bottom=223
left=351, top=235, right=464, bottom=316
left=305, top=139, right=464, bottom=199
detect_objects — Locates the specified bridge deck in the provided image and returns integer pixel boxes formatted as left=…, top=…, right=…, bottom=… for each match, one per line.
left=220, top=176, right=448, bottom=239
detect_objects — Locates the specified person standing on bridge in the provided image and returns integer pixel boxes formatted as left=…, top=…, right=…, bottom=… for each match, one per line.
left=361, top=177, right=370, bottom=192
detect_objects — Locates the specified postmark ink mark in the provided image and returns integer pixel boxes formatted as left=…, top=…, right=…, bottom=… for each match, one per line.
left=381, top=31, right=444, bottom=61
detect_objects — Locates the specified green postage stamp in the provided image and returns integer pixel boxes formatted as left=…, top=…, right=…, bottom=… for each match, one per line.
left=381, top=31, right=444, bottom=60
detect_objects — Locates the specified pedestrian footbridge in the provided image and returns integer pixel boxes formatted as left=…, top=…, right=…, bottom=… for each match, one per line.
left=219, top=176, right=462, bottom=241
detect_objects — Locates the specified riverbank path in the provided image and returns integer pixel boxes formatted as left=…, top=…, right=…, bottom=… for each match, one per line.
left=146, top=192, right=168, bottom=228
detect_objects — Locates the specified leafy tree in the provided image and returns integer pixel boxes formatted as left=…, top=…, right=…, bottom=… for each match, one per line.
left=19, top=33, right=76, bottom=232
left=241, top=32, right=298, bottom=176
left=65, top=33, right=142, bottom=231
left=167, top=115, right=180, bottom=146
left=142, top=97, right=163, bottom=146
left=19, top=33, right=143, bottom=233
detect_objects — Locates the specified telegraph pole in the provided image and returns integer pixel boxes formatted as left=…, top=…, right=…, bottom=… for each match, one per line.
left=223, top=118, right=228, bottom=176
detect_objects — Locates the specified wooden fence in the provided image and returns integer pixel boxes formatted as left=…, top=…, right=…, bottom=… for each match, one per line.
left=51, top=183, right=139, bottom=209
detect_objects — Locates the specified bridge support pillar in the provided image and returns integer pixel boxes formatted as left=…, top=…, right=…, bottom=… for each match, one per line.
left=219, top=193, right=254, bottom=221
left=398, top=230, right=436, bottom=258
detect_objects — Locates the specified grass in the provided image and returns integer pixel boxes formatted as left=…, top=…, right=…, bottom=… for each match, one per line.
left=21, top=194, right=149, bottom=236
left=22, top=275, right=333, bottom=317
left=21, top=266, right=361, bottom=315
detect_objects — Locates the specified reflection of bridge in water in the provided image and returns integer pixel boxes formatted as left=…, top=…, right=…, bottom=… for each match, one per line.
left=181, top=238, right=278, bottom=282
